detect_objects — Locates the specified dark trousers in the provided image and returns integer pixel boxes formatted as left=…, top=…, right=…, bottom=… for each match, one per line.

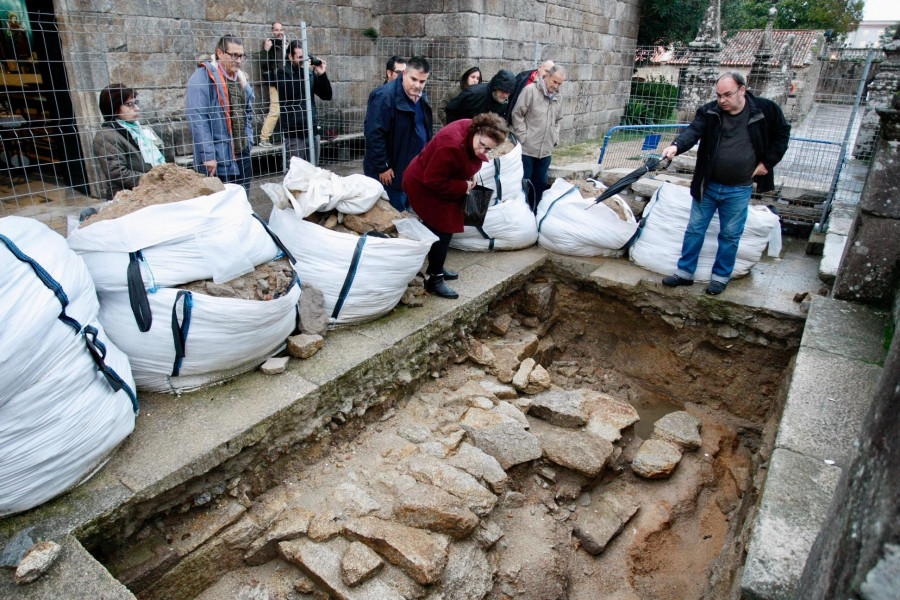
left=422, top=222, right=453, bottom=276
left=222, top=148, right=252, bottom=193
left=522, top=154, right=552, bottom=210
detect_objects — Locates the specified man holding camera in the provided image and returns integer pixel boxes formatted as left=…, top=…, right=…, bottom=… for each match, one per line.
left=258, top=21, right=286, bottom=148
left=273, top=40, right=332, bottom=162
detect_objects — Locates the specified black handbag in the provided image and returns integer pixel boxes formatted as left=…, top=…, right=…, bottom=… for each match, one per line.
left=463, top=185, right=493, bottom=227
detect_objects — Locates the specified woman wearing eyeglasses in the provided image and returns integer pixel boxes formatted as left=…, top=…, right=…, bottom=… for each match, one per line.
left=92, top=83, right=165, bottom=200
left=402, top=112, right=508, bottom=299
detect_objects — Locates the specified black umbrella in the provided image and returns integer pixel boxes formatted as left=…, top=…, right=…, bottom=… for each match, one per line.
left=587, top=155, right=670, bottom=207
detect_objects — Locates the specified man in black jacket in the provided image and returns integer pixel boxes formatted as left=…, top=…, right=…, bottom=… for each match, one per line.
left=445, top=69, right=517, bottom=123
left=274, top=40, right=333, bottom=162
left=660, top=72, right=790, bottom=295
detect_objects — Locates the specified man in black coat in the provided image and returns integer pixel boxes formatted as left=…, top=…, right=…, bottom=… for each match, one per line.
left=274, top=40, right=333, bottom=162
left=661, top=72, right=790, bottom=295
left=445, top=69, right=517, bottom=123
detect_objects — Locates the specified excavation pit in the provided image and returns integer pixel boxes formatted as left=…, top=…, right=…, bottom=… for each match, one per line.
left=1, top=245, right=827, bottom=600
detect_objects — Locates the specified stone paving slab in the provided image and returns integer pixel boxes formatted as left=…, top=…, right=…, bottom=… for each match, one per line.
left=800, top=295, right=888, bottom=364
left=741, top=448, right=842, bottom=600
left=775, top=347, right=882, bottom=467
left=0, top=536, right=135, bottom=599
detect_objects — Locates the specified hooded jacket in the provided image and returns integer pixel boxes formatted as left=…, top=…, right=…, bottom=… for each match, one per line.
left=186, top=59, right=255, bottom=179
left=671, top=91, right=790, bottom=201
left=363, top=75, right=434, bottom=193
left=445, top=70, right=517, bottom=123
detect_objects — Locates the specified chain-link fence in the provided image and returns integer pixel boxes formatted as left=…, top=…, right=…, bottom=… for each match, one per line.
left=1, top=9, right=641, bottom=235
left=0, top=14, right=559, bottom=233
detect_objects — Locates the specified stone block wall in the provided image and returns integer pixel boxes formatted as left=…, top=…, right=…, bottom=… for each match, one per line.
left=55, top=0, right=641, bottom=173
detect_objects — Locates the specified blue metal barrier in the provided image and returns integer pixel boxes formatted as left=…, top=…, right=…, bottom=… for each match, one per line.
left=597, top=124, right=687, bottom=165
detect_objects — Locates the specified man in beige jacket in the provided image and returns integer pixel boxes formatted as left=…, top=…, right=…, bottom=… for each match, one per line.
left=511, top=65, right=566, bottom=210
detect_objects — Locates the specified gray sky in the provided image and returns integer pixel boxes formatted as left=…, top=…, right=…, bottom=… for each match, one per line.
left=863, top=0, right=899, bottom=21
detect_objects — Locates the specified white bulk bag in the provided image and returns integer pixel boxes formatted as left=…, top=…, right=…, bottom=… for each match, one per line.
left=475, top=141, right=524, bottom=202
left=261, top=157, right=385, bottom=218
left=67, top=184, right=281, bottom=292
left=0, top=216, right=136, bottom=516
left=269, top=208, right=436, bottom=327
left=98, top=273, right=301, bottom=394
left=450, top=191, right=538, bottom=251
left=630, top=183, right=782, bottom=280
left=536, top=179, right=638, bottom=257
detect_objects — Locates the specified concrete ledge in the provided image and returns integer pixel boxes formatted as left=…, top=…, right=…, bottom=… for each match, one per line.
left=0, top=536, right=135, bottom=599
left=0, top=247, right=548, bottom=547
left=741, top=296, right=887, bottom=600
left=741, top=448, right=842, bottom=600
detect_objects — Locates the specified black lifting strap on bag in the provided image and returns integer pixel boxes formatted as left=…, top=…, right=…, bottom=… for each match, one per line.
left=252, top=213, right=297, bottom=265
left=0, top=232, right=139, bottom=413
left=331, top=231, right=388, bottom=321
left=537, top=184, right=577, bottom=234
left=475, top=226, right=495, bottom=250
left=127, top=251, right=153, bottom=332
left=170, top=290, right=192, bottom=378
left=493, top=157, right=502, bottom=201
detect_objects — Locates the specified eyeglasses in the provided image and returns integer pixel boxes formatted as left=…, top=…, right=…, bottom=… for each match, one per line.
left=123, top=100, right=139, bottom=108
left=716, top=88, right=741, bottom=100
left=474, top=134, right=495, bottom=154
left=222, top=50, right=244, bottom=60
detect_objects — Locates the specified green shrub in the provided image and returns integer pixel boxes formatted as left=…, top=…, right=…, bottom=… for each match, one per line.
left=622, top=78, right=679, bottom=125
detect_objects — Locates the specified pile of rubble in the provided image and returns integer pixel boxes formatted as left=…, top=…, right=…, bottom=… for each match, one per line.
left=116, top=302, right=732, bottom=600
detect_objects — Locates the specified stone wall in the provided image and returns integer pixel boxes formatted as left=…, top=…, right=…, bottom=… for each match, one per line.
left=54, top=0, right=641, bottom=174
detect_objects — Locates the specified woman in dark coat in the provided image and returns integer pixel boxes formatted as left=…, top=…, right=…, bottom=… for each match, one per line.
left=92, top=84, right=165, bottom=200
left=403, top=112, right=508, bottom=299
left=439, top=66, right=481, bottom=124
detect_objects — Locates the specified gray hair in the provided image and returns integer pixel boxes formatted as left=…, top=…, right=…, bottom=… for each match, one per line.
left=548, top=65, right=566, bottom=78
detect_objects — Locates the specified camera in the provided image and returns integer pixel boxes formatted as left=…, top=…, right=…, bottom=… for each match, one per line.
left=308, top=55, right=323, bottom=67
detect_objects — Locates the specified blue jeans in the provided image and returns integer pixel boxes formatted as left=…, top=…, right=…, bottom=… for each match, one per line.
left=522, top=155, right=552, bottom=210
left=675, top=182, right=752, bottom=284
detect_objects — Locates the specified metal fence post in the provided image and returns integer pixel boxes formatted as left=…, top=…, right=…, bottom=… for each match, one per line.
left=301, top=21, right=316, bottom=167
left=818, top=49, right=875, bottom=232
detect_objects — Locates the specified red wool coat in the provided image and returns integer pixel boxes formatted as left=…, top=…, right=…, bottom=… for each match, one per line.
left=402, top=119, right=487, bottom=234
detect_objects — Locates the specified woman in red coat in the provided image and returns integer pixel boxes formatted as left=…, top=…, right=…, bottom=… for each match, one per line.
left=403, top=113, right=509, bottom=298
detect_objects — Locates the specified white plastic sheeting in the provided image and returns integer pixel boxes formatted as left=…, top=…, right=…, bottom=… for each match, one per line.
left=67, top=185, right=280, bottom=291
left=451, top=141, right=538, bottom=252
left=0, top=217, right=136, bottom=516
left=629, top=183, right=782, bottom=280
left=536, top=179, right=638, bottom=257
left=261, top=157, right=386, bottom=218
left=98, top=277, right=301, bottom=393
left=269, top=208, right=436, bottom=327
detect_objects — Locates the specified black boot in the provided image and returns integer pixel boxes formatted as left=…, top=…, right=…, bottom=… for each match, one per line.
left=442, top=269, right=458, bottom=280
left=426, top=274, right=459, bottom=299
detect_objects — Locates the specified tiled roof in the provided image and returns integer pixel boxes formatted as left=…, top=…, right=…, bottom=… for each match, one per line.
left=653, top=30, right=824, bottom=68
